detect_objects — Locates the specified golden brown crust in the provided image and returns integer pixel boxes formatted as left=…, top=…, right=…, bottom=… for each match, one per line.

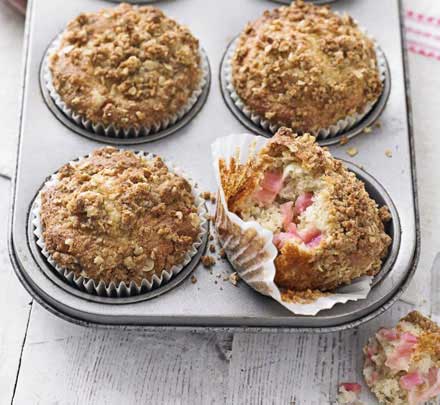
left=222, top=127, right=391, bottom=291
left=49, top=3, right=202, bottom=129
left=40, top=147, right=201, bottom=285
left=232, top=0, right=382, bottom=133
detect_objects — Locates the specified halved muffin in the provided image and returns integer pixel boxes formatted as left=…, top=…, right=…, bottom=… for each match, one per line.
left=221, top=127, right=391, bottom=291
left=48, top=3, right=203, bottom=131
left=363, top=311, right=440, bottom=405
left=231, top=0, right=383, bottom=134
left=38, top=147, right=202, bottom=287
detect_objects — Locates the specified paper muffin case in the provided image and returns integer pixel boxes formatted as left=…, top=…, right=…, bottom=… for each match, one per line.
left=211, top=133, right=373, bottom=316
left=224, top=34, right=387, bottom=140
left=43, top=34, right=209, bottom=139
left=32, top=151, right=208, bottom=298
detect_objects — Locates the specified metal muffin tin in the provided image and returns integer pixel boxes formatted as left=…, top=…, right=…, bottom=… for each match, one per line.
left=9, top=0, right=419, bottom=331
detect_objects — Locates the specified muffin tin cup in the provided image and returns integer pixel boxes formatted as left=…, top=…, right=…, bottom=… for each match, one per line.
left=31, top=151, right=209, bottom=299
left=42, top=34, right=211, bottom=142
left=221, top=34, right=389, bottom=144
left=211, top=133, right=400, bottom=316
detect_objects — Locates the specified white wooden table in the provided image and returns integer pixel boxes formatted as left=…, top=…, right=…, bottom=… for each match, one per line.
left=1, top=1, right=439, bottom=404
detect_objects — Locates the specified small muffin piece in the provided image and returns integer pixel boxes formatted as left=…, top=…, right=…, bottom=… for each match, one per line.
left=363, top=311, right=440, bottom=405
left=232, top=0, right=382, bottom=134
left=221, top=127, right=391, bottom=291
left=49, top=3, right=202, bottom=130
left=40, top=147, right=201, bottom=285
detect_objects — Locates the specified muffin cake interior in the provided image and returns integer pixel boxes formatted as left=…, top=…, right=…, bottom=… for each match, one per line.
left=241, top=161, right=329, bottom=251
left=363, top=311, right=440, bottom=405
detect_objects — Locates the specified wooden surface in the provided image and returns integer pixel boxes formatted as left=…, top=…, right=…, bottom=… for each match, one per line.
left=1, top=1, right=440, bottom=404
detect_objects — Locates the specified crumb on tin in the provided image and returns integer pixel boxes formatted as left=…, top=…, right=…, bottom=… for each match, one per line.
left=346, top=147, right=358, bottom=157
left=201, top=255, right=216, bottom=268
left=229, top=272, right=239, bottom=286
left=339, top=135, right=349, bottom=146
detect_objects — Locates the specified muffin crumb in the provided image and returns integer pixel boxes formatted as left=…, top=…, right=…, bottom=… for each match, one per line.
left=339, top=136, right=349, bottom=146
left=39, top=147, right=201, bottom=285
left=229, top=272, right=239, bottom=286
left=346, top=147, right=358, bottom=157
left=201, top=255, right=216, bottom=268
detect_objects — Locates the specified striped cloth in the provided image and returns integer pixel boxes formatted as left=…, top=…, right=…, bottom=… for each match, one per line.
left=405, top=9, right=440, bottom=61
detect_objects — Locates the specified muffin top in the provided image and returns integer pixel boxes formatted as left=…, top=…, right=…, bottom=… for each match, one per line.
left=363, top=311, right=440, bottom=405
left=49, top=3, right=202, bottom=129
left=219, top=127, right=391, bottom=291
left=40, top=147, right=201, bottom=285
left=232, top=0, right=383, bottom=133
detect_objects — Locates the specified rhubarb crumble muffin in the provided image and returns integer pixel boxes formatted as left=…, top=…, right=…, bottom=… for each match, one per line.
left=38, top=147, right=202, bottom=287
left=231, top=0, right=383, bottom=135
left=363, top=311, right=440, bottom=405
left=48, top=3, right=203, bottom=131
left=219, top=127, right=391, bottom=292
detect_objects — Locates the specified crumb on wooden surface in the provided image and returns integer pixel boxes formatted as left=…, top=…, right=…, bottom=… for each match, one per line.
left=363, top=126, right=372, bottom=134
left=385, top=148, right=392, bottom=158
left=190, top=275, right=197, bottom=284
left=209, top=244, right=216, bottom=253
left=219, top=248, right=226, bottom=259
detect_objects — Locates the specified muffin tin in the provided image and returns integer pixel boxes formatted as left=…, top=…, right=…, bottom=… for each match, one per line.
left=9, top=0, right=419, bottom=331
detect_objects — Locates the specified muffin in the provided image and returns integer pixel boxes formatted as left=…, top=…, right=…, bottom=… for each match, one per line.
left=48, top=3, right=204, bottom=134
left=37, top=147, right=203, bottom=291
left=231, top=0, right=383, bottom=135
left=217, top=127, right=391, bottom=292
left=363, top=311, right=440, bottom=405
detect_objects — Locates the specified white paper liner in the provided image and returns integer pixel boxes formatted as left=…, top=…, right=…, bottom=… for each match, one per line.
left=211, top=133, right=373, bottom=316
left=32, top=151, right=208, bottom=298
left=43, top=34, right=209, bottom=138
left=224, top=30, right=387, bottom=140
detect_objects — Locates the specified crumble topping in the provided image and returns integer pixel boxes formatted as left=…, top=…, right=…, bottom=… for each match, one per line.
left=40, top=147, right=201, bottom=285
left=232, top=0, right=382, bottom=133
left=49, top=3, right=202, bottom=129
